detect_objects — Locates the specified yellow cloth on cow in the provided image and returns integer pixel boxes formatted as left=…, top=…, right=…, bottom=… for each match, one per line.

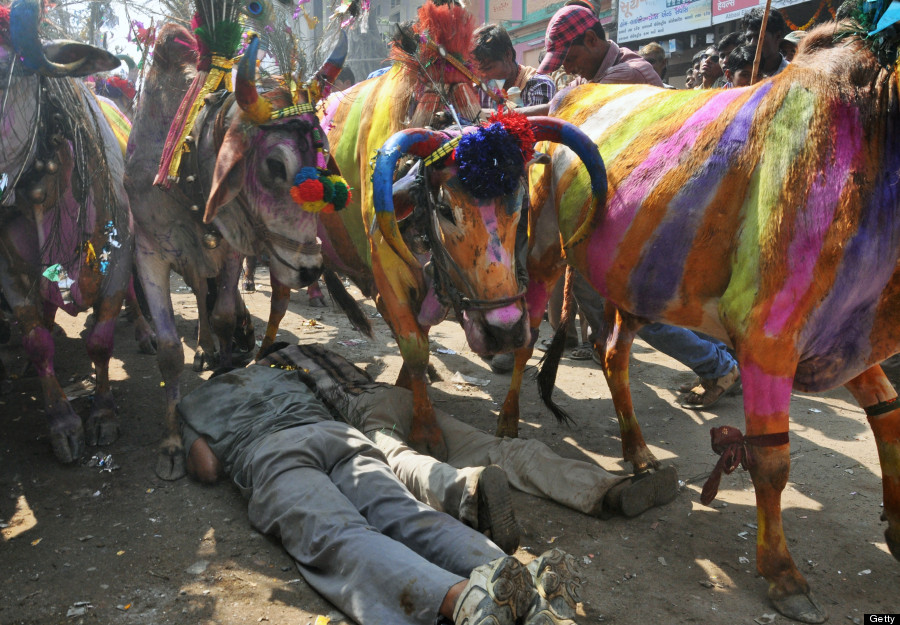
left=166, top=55, right=235, bottom=180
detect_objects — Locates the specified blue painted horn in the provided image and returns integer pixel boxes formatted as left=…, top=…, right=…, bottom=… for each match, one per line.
left=10, top=0, right=119, bottom=77
left=529, top=116, right=607, bottom=202
left=373, top=128, right=447, bottom=266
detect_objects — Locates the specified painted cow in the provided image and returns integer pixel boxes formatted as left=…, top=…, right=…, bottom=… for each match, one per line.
left=125, top=26, right=349, bottom=480
left=0, top=0, right=136, bottom=463
left=502, top=17, right=900, bottom=623
left=319, top=0, right=605, bottom=457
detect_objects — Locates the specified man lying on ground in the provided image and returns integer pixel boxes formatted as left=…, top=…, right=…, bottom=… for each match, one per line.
left=179, top=346, right=581, bottom=625
left=259, top=343, right=679, bottom=522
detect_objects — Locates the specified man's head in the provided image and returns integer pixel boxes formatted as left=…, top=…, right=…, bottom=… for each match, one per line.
left=698, top=45, right=723, bottom=85
left=473, top=24, right=518, bottom=82
left=538, top=5, right=608, bottom=79
left=638, top=41, right=667, bottom=80
left=716, top=31, right=742, bottom=75
left=780, top=30, right=806, bottom=61
left=685, top=67, right=697, bottom=88
left=724, top=44, right=755, bottom=87
left=741, top=7, right=788, bottom=65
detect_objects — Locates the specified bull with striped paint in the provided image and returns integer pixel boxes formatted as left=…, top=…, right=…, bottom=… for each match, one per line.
left=319, top=0, right=606, bottom=457
left=501, top=11, right=900, bottom=622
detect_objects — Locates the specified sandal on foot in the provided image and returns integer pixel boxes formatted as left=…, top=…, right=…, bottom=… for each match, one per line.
left=680, top=366, right=740, bottom=410
left=603, top=466, right=679, bottom=518
left=677, top=377, right=700, bottom=393
left=568, top=343, right=594, bottom=360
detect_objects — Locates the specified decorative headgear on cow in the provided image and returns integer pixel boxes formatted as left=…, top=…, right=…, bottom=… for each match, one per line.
left=233, top=32, right=351, bottom=215
left=372, top=110, right=608, bottom=266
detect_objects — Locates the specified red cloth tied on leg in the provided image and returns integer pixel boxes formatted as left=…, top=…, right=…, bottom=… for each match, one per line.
left=700, top=426, right=790, bottom=506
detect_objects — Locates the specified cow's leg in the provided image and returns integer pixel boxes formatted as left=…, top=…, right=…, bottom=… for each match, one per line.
left=192, top=278, right=219, bottom=371
left=256, top=276, right=291, bottom=358
left=498, top=270, right=561, bottom=437
left=242, top=255, right=257, bottom=292
left=125, top=274, right=157, bottom=354
left=844, top=366, right=900, bottom=562
left=209, top=252, right=243, bottom=369
left=597, top=306, right=659, bottom=473
left=83, top=285, right=126, bottom=447
left=739, top=358, right=824, bottom=623
left=135, top=237, right=186, bottom=480
left=0, top=258, right=83, bottom=461
left=396, top=330, right=447, bottom=461
left=307, top=279, right=327, bottom=307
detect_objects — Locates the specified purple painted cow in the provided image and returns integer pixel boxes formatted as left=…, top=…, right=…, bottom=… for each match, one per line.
left=0, top=0, right=137, bottom=462
left=125, top=26, right=349, bottom=480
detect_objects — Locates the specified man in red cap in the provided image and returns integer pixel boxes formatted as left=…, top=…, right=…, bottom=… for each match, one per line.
left=539, top=5, right=662, bottom=86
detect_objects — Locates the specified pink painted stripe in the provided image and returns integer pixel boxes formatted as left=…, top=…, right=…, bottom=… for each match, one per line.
left=741, top=361, right=795, bottom=422
left=586, top=89, right=745, bottom=292
left=765, top=104, right=860, bottom=335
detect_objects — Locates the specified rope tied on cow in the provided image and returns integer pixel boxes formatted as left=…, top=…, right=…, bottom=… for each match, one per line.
left=701, top=426, right=790, bottom=505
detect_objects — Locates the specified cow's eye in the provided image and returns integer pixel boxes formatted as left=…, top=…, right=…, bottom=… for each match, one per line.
left=266, top=158, right=287, bottom=182
left=433, top=189, right=455, bottom=225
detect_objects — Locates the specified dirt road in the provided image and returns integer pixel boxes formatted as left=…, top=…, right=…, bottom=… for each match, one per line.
left=1, top=268, right=897, bottom=624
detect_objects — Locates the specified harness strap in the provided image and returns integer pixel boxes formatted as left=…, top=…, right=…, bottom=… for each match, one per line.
left=700, top=425, right=790, bottom=505
left=864, top=396, right=899, bottom=417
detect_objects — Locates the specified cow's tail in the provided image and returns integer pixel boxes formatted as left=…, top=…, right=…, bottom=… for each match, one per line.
left=322, top=268, right=374, bottom=339
left=537, top=266, right=576, bottom=425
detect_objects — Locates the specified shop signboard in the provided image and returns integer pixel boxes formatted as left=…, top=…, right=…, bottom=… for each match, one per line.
left=617, top=0, right=711, bottom=42
left=713, top=0, right=810, bottom=24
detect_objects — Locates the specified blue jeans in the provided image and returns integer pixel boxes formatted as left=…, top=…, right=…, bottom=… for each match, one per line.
left=573, top=272, right=737, bottom=380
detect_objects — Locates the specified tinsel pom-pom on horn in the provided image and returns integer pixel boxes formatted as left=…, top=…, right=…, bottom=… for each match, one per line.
left=455, top=123, right=526, bottom=200
left=489, top=108, right=536, bottom=163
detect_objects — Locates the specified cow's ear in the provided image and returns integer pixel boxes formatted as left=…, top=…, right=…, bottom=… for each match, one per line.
left=42, top=41, right=120, bottom=77
left=205, top=122, right=247, bottom=223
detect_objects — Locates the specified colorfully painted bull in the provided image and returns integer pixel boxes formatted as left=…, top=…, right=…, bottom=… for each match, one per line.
left=503, top=16, right=900, bottom=623
left=0, top=0, right=136, bottom=463
left=320, top=0, right=605, bottom=457
left=125, top=26, right=349, bottom=480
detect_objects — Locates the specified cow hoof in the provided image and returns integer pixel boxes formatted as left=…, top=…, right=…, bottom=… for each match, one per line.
left=193, top=349, right=219, bottom=372
left=771, top=591, right=827, bottom=624
left=85, top=392, right=119, bottom=446
left=627, top=449, right=661, bottom=474
left=495, top=423, right=519, bottom=438
left=155, top=448, right=186, bottom=481
left=308, top=296, right=327, bottom=308
left=50, top=424, right=85, bottom=464
left=886, top=526, right=900, bottom=561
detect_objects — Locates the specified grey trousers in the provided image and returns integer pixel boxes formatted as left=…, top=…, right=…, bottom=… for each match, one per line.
left=242, top=420, right=505, bottom=625
left=353, top=387, right=625, bottom=518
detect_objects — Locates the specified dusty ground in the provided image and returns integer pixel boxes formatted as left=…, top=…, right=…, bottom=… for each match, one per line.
left=0, top=267, right=897, bottom=625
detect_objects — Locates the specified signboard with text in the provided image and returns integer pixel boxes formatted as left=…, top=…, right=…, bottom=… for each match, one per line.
left=617, top=0, right=711, bottom=42
left=714, top=0, right=811, bottom=24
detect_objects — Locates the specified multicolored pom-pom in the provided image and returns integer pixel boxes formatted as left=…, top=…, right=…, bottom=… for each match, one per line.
left=290, top=167, right=351, bottom=213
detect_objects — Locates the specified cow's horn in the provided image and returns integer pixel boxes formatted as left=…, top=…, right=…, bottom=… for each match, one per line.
left=529, top=116, right=607, bottom=202
left=373, top=128, right=447, bottom=267
left=312, top=30, right=348, bottom=101
left=235, top=34, right=271, bottom=124
left=10, top=0, right=86, bottom=76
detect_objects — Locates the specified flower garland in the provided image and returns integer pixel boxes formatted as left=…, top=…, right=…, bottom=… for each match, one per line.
left=782, top=0, right=835, bottom=32
left=290, top=167, right=352, bottom=213
left=453, top=108, right=536, bottom=200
